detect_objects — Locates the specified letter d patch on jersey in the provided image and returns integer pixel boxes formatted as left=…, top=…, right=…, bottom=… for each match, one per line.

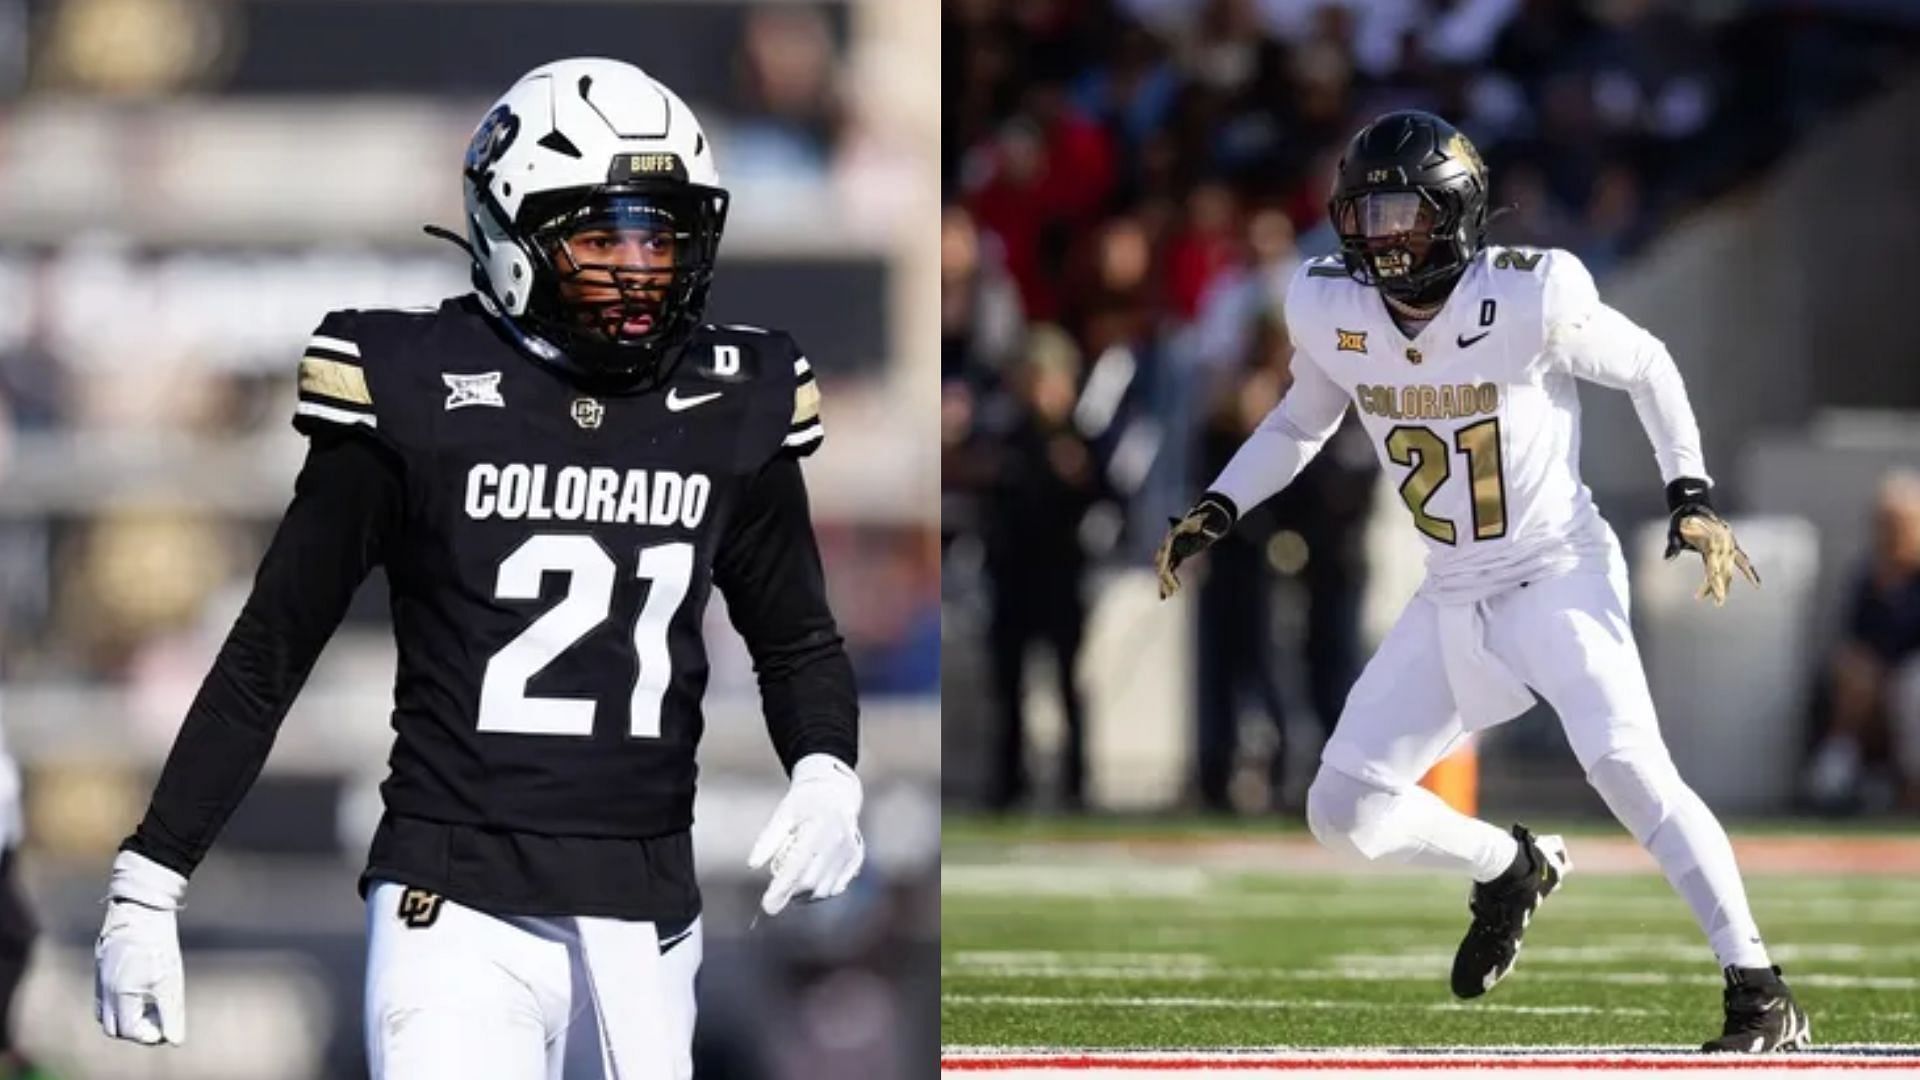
left=398, top=888, right=445, bottom=929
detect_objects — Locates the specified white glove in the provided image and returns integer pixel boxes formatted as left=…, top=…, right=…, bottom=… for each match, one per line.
left=747, top=754, right=864, bottom=916
left=95, top=850, right=188, bottom=1045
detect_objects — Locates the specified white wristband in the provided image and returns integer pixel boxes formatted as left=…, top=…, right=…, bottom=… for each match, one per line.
left=108, top=850, right=189, bottom=911
left=791, top=753, right=860, bottom=804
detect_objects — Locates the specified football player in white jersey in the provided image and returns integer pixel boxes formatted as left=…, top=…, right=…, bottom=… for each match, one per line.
left=1156, top=111, right=1808, bottom=1052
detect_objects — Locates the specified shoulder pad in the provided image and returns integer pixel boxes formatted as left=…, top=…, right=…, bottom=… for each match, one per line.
left=784, top=346, right=824, bottom=459
left=1285, top=258, right=1344, bottom=341
left=1534, top=248, right=1599, bottom=330
left=291, top=307, right=441, bottom=444
left=687, top=326, right=823, bottom=463
left=293, top=311, right=377, bottom=436
left=1487, top=246, right=1550, bottom=273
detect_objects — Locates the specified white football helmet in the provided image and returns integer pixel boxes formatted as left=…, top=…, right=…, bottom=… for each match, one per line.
left=460, top=57, right=728, bottom=380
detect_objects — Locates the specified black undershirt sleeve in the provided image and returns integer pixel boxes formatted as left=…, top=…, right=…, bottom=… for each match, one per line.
left=712, top=457, right=859, bottom=773
left=123, top=433, right=403, bottom=877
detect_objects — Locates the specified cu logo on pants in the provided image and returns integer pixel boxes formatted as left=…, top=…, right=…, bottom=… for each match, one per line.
left=398, top=888, right=445, bottom=929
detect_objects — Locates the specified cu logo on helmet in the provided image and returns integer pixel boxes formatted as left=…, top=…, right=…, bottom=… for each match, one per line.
left=465, top=105, right=521, bottom=174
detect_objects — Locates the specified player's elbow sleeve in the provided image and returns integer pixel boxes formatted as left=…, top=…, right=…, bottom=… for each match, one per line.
left=751, top=624, right=846, bottom=682
left=1629, top=333, right=1679, bottom=393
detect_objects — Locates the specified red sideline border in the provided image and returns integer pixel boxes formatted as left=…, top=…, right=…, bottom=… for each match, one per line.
left=942, top=1052, right=1920, bottom=1072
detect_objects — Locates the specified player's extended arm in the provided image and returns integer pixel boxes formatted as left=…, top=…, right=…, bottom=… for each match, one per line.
left=712, top=457, right=863, bottom=915
left=1555, top=301, right=1757, bottom=605
left=1155, top=356, right=1350, bottom=599
left=96, top=433, right=400, bottom=1045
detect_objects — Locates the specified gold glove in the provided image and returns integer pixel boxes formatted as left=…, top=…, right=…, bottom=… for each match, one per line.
left=1669, top=509, right=1760, bottom=606
left=1154, top=495, right=1237, bottom=599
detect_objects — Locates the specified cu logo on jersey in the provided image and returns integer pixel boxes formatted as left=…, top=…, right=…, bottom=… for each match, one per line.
left=464, top=105, right=520, bottom=176
left=572, top=397, right=605, bottom=429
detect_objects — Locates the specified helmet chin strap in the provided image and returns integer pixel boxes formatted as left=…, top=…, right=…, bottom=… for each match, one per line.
left=422, top=223, right=479, bottom=262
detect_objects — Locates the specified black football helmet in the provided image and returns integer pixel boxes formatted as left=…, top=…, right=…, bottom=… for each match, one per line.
left=1328, top=111, right=1490, bottom=306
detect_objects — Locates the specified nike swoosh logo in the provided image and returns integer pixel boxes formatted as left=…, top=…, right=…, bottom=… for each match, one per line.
left=665, top=388, right=722, bottom=412
left=1457, top=331, right=1491, bottom=348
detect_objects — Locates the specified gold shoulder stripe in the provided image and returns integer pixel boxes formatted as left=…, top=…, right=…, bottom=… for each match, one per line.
left=299, top=355, right=372, bottom=406
left=309, top=333, right=361, bottom=358
left=792, top=380, right=821, bottom=425
left=295, top=400, right=378, bottom=429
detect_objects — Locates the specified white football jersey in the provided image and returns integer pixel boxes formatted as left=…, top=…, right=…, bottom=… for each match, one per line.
left=1218, top=245, right=1707, bottom=605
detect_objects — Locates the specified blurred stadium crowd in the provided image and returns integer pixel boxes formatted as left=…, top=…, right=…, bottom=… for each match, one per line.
left=0, top=1, right=937, bottom=1076
left=940, top=0, right=1920, bottom=814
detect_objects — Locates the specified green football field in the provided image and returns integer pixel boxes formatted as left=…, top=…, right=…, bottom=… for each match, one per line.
left=941, top=818, right=1920, bottom=1050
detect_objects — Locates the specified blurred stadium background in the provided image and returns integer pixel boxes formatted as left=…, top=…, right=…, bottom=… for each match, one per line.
left=0, top=0, right=937, bottom=1076
left=941, top=0, right=1920, bottom=1058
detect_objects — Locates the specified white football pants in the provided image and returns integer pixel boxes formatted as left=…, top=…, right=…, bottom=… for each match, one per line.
left=1320, top=564, right=1670, bottom=786
left=364, top=880, right=701, bottom=1080
left=1309, top=564, right=1771, bottom=970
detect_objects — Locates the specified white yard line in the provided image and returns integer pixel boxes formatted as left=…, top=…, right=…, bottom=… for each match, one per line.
left=951, top=890, right=1920, bottom=923
left=943, top=1045, right=1920, bottom=1055
left=949, top=964, right=1220, bottom=981
left=943, top=993, right=1662, bottom=1018
left=948, top=964, right=1920, bottom=993
left=939, top=1046, right=1920, bottom=1078
left=942, top=865, right=1210, bottom=898
left=946, top=949, right=1920, bottom=991
left=952, top=951, right=1217, bottom=968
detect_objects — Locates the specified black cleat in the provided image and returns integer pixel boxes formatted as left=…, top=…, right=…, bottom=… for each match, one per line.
left=1450, top=824, right=1571, bottom=999
left=1702, top=965, right=1812, bottom=1052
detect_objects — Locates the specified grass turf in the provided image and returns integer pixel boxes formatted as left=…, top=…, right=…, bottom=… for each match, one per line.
left=942, top=824, right=1920, bottom=1049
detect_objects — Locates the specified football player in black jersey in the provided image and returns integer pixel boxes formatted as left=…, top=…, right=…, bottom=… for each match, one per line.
left=92, top=58, right=864, bottom=1078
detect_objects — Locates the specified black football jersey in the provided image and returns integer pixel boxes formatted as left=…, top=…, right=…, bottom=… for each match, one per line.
left=290, top=295, right=836, bottom=916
